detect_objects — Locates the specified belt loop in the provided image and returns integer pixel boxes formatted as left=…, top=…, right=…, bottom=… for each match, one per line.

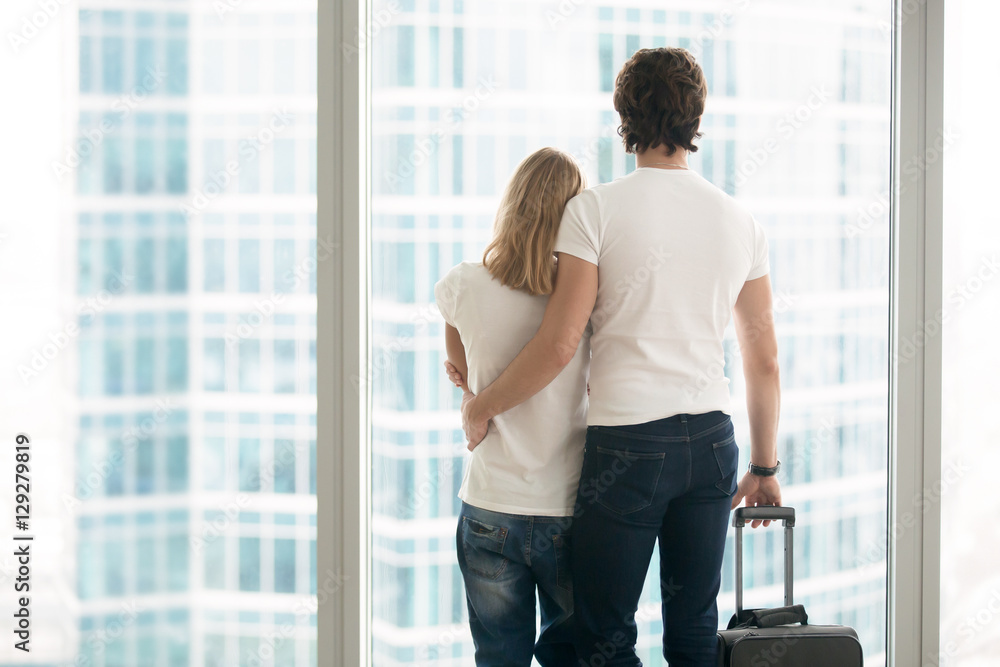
left=680, top=414, right=688, bottom=424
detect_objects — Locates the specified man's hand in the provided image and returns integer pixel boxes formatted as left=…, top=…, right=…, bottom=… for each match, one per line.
left=443, top=360, right=465, bottom=389
left=461, top=390, right=489, bottom=451
left=731, top=473, right=783, bottom=528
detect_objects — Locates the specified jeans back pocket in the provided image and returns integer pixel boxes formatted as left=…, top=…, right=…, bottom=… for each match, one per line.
left=551, top=533, right=573, bottom=593
left=460, top=517, right=510, bottom=579
left=712, top=435, right=739, bottom=496
left=582, top=446, right=665, bottom=516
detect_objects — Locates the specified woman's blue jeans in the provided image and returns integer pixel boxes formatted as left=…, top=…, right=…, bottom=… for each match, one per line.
left=457, top=502, right=576, bottom=666
left=571, top=411, right=739, bottom=667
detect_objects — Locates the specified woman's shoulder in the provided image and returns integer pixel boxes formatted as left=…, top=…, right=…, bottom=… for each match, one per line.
left=439, top=261, right=501, bottom=297
left=440, top=260, right=484, bottom=282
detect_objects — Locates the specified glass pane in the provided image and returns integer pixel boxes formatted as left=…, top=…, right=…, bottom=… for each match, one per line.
left=941, top=1, right=1000, bottom=665
left=370, top=1, right=891, bottom=665
left=0, top=2, right=318, bottom=665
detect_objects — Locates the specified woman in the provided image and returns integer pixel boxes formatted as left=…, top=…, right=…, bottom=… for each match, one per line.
left=457, top=48, right=783, bottom=667
left=434, top=147, right=590, bottom=666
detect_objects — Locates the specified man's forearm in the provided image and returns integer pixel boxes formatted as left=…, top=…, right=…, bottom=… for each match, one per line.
left=462, top=253, right=597, bottom=444
left=744, top=365, right=780, bottom=467
left=471, top=332, right=571, bottom=423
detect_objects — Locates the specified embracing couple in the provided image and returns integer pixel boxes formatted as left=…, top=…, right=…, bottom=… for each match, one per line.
left=435, top=47, right=783, bottom=667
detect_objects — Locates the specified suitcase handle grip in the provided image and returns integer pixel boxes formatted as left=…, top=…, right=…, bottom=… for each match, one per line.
left=733, top=506, right=795, bottom=614
left=733, top=506, right=795, bottom=527
left=728, top=604, right=809, bottom=629
left=751, top=604, right=808, bottom=628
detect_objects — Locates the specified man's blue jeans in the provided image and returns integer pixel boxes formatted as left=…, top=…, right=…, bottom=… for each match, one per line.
left=457, top=502, right=576, bottom=666
left=571, top=411, right=739, bottom=667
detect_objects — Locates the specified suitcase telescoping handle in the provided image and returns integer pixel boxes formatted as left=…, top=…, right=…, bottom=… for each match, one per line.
left=733, top=506, right=795, bottom=615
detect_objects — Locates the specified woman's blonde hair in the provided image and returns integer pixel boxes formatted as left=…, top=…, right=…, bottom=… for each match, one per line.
left=483, top=147, right=586, bottom=296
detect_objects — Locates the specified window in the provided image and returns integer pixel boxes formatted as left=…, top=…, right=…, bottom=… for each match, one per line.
left=275, top=539, right=297, bottom=593
left=238, top=339, right=261, bottom=392
left=239, top=536, right=261, bottom=591
left=239, top=437, right=261, bottom=492
left=369, top=2, right=892, bottom=664
left=239, top=239, right=261, bottom=292
left=941, top=1, right=1000, bottom=663
left=0, top=3, right=319, bottom=663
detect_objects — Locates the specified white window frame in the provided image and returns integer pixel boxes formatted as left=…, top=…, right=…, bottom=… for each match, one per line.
left=889, top=0, right=944, bottom=664
left=318, top=1, right=369, bottom=665
left=318, top=0, right=947, bottom=664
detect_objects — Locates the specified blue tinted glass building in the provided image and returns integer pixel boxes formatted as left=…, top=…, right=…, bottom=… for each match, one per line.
left=370, top=2, right=890, bottom=666
left=73, top=4, right=318, bottom=665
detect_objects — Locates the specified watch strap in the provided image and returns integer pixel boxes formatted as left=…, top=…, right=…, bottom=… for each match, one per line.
left=748, top=460, right=780, bottom=477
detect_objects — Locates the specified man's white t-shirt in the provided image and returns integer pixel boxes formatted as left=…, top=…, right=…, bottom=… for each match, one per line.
left=553, top=167, right=770, bottom=427
left=435, top=262, right=591, bottom=516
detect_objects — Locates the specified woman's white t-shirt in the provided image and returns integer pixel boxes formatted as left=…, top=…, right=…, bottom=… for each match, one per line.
left=435, top=262, right=590, bottom=517
left=553, top=167, right=770, bottom=427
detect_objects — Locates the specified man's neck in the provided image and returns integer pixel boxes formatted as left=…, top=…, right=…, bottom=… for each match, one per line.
left=635, top=146, right=690, bottom=170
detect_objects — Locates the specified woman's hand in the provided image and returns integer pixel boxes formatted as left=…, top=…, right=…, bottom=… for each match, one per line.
left=443, top=360, right=465, bottom=389
left=730, top=473, right=783, bottom=528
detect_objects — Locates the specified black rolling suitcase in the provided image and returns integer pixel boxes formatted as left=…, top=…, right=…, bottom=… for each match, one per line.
left=716, top=507, right=864, bottom=666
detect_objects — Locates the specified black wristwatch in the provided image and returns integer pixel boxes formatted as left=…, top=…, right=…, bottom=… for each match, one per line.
left=748, top=460, right=780, bottom=477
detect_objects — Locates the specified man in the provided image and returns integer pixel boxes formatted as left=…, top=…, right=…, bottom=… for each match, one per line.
left=458, top=48, right=782, bottom=666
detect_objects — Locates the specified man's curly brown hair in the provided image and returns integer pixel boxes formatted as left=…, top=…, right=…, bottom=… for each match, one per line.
left=613, top=47, right=707, bottom=156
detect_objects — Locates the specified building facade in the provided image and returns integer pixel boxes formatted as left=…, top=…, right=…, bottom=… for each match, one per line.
left=63, top=1, right=891, bottom=666
left=370, top=1, right=891, bottom=665
left=72, top=3, right=319, bottom=665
